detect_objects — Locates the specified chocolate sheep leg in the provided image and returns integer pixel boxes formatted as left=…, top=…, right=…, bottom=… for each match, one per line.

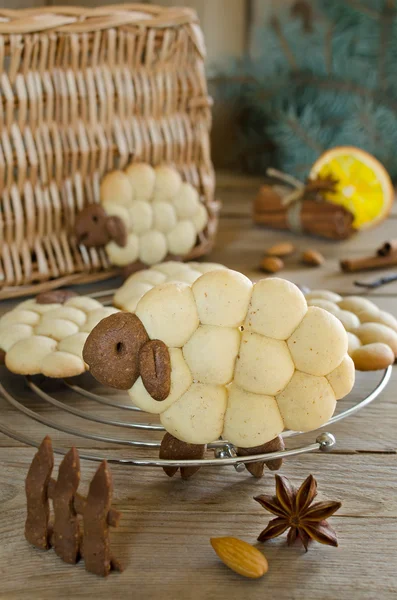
left=237, top=435, right=285, bottom=478
left=52, top=448, right=81, bottom=564
left=160, top=433, right=206, bottom=479
left=25, top=436, right=54, bottom=549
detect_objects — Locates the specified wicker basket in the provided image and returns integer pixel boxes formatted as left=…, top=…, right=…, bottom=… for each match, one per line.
left=0, top=4, right=217, bottom=300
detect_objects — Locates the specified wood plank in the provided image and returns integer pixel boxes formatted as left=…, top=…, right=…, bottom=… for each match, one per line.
left=0, top=449, right=396, bottom=599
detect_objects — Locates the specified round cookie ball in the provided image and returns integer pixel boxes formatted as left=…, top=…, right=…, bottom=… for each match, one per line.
left=192, top=202, right=208, bottom=233
left=65, top=297, right=103, bottom=312
left=160, top=382, right=227, bottom=444
left=135, top=282, right=199, bottom=347
left=172, top=183, right=200, bottom=219
left=222, top=384, right=284, bottom=448
left=287, top=306, right=348, bottom=376
left=41, top=351, right=86, bottom=378
left=351, top=343, right=395, bottom=371
left=128, top=348, right=192, bottom=414
left=306, top=299, right=340, bottom=314
left=128, top=200, right=153, bottom=234
left=114, top=281, right=153, bottom=310
left=189, top=262, right=227, bottom=274
left=245, top=278, right=307, bottom=340
left=40, top=306, right=86, bottom=327
left=125, top=163, right=156, bottom=201
left=182, top=325, right=241, bottom=385
left=235, top=331, right=295, bottom=396
left=58, top=332, right=89, bottom=360
left=347, top=332, right=362, bottom=355
left=166, top=220, right=197, bottom=256
left=168, top=269, right=202, bottom=285
left=0, top=323, right=33, bottom=351
left=276, top=371, right=336, bottom=431
left=305, top=290, right=342, bottom=302
left=354, top=322, right=397, bottom=356
left=100, top=170, right=133, bottom=206
left=81, top=307, right=120, bottom=333
left=0, top=309, right=40, bottom=327
left=152, top=201, right=177, bottom=233
left=128, top=269, right=166, bottom=286
left=102, top=202, right=131, bottom=229
left=338, top=296, right=379, bottom=320
left=337, top=310, right=361, bottom=332
left=139, top=230, right=167, bottom=265
left=35, top=318, right=79, bottom=341
left=153, top=166, right=182, bottom=202
left=24, top=302, right=62, bottom=314
left=153, top=262, right=192, bottom=277
left=374, top=310, right=397, bottom=333
left=192, top=269, right=253, bottom=328
left=327, top=355, right=355, bottom=400
left=5, top=335, right=57, bottom=375
left=106, top=233, right=139, bottom=266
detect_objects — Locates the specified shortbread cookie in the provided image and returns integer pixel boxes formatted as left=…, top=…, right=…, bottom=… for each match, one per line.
left=84, top=273, right=354, bottom=448
left=304, top=290, right=397, bottom=370
left=75, top=162, right=210, bottom=267
left=113, top=261, right=227, bottom=312
left=0, top=293, right=119, bottom=378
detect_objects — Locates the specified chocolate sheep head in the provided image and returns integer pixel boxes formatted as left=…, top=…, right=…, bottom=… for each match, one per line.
left=83, top=312, right=171, bottom=399
left=75, top=205, right=127, bottom=248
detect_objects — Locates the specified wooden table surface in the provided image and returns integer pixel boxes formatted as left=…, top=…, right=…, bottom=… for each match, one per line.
left=0, top=173, right=396, bottom=599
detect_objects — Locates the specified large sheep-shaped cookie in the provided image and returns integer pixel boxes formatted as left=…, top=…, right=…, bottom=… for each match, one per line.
left=83, top=272, right=354, bottom=478
left=74, top=163, right=209, bottom=268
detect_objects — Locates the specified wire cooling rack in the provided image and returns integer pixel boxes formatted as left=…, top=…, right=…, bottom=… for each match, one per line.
left=0, top=287, right=392, bottom=472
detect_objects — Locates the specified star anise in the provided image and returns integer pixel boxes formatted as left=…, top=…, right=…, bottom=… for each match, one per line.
left=254, top=474, right=341, bottom=552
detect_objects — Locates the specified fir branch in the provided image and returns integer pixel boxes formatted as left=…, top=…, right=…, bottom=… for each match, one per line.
left=277, top=110, right=324, bottom=154
left=343, top=0, right=383, bottom=19
left=270, top=16, right=298, bottom=70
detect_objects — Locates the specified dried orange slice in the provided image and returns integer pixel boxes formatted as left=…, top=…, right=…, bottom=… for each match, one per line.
left=310, top=146, right=394, bottom=229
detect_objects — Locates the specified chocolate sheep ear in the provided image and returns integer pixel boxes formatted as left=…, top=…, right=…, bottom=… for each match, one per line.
left=75, top=205, right=111, bottom=247
left=139, top=340, right=171, bottom=401
left=106, top=216, right=128, bottom=247
left=83, top=313, right=149, bottom=390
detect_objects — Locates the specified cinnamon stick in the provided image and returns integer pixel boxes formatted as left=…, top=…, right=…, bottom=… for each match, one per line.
left=254, top=185, right=355, bottom=240
left=341, top=252, right=397, bottom=273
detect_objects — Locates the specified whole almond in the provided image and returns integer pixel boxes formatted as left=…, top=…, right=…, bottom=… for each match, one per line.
left=302, top=249, right=324, bottom=267
left=210, top=537, right=268, bottom=579
left=266, top=242, right=295, bottom=257
left=260, top=256, right=284, bottom=273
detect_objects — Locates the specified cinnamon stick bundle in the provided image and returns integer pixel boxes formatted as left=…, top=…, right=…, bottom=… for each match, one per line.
left=254, top=185, right=355, bottom=240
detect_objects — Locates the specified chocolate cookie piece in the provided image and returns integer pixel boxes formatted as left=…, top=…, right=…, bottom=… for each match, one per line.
left=75, top=204, right=111, bottom=247
left=0, top=349, right=5, bottom=365
left=83, top=460, right=114, bottom=576
left=52, top=448, right=81, bottom=564
left=36, top=289, right=78, bottom=305
left=83, top=312, right=149, bottom=389
left=160, top=432, right=206, bottom=479
left=139, top=339, right=171, bottom=401
left=106, top=216, right=128, bottom=247
left=237, top=435, right=285, bottom=478
left=25, top=436, right=54, bottom=549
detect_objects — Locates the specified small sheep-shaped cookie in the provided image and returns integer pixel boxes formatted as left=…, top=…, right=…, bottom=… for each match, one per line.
left=305, top=290, right=397, bottom=371
left=83, top=272, right=354, bottom=478
left=0, top=290, right=120, bottom=378
left=74, top=163, right=209, bottom=268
